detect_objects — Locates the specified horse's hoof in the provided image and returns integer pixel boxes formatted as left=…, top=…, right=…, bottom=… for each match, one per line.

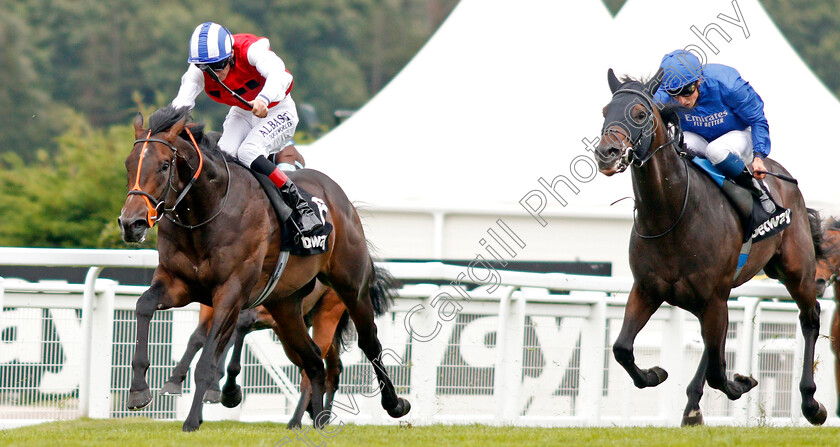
left=203, top=388, right=221, bottom=404
left=286, top=419, right=302, bottom=430
left=127, top=389, right=152, bottom=410
left=160, top=381, right=182, bottom=396
left=387, top=398, right=411, bottom=418
left=803, top=402, right=828, bottom=426
left=220, top=386, right=242, bottom=408
left=182, top=420, right=200, bottom=432
left=681, top=408, right=704, bottom=427
left=734, top=374, right=758, bottom=392
left=649, top=367, right=668, bottom=386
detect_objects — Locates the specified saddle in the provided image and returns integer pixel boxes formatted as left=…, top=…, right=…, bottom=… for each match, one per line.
left=247, top=169, right=332, bottom=255
left=691, top=157, right=791, bottom=243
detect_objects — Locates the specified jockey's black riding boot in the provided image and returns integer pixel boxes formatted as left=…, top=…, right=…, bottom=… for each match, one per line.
left=279, top=180, right=323, bottom=234
left=733, top=170, right=776, bottom=213
left=251, top=155, right=323, bottom=235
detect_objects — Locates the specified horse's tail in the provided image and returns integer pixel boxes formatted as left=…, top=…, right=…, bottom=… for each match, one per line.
left=370, top=259, right=398, bottom=316
left=808, top=208, right=824, bottom=260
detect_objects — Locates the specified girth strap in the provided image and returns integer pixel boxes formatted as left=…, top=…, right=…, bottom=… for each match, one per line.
left=245, top=250, right=290, bottom=309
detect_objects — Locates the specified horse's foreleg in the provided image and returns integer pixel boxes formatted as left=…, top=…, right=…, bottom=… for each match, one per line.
left=682, top=347, right=708, bottom=426
left=797, top=299, right=827, bottom=425
left=182, top=299, right=241, bottom=432
left=699, top=299, right=757, bottom=400
left=324, top=337, right=343, bottom=415
left=202, top=337, right=235, bottom=404
left=613, top=286, right=668, bottom=388
left=161, top=323, right=209, bottom=396
left=128, top=286, right=164, bottom=410
left=264, top=300, right=328, bottom=429
left=220, top=310, right=257, bottom=408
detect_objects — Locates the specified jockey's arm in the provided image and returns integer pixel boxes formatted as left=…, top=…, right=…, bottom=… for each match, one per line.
left=248, top=38, right=293, bottom=118
left=171, top=65, right=205, bottom=110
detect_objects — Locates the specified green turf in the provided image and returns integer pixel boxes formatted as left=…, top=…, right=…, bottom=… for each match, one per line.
left=2, top=418, right=840, bottom=447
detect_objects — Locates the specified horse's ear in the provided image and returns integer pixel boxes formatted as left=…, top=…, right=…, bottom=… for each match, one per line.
left=608, top=68, right=622, bottom=94
left=645, top=67, right=665, bottom=97
left=165, top=116, right=188, bottom=143
left=133, top=112, right=145, bottom=138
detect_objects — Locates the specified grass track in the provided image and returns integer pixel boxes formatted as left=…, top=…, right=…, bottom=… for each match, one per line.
left=2, top=418, right=840, bottom=447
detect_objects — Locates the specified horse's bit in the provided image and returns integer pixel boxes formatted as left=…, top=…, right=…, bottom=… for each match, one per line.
left=127, top=128, right=229, bottom=229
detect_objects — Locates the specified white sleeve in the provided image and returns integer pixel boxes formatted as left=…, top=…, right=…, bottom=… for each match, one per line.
left=171, top=64, right=205, bottom=109
left=247, top=38, right=294, bottom=104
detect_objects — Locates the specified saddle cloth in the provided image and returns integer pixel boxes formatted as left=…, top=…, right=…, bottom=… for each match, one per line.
left=247, top=169, right=333, bottom=255
left=691, top=157, right=791, bottom=243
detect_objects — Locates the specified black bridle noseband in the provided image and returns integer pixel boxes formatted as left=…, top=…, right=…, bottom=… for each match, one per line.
left=127, top=129, right=230, bottom=229
left=603, top=87, right=683, bottom=173
left=603, top=86, right=689, bottom=239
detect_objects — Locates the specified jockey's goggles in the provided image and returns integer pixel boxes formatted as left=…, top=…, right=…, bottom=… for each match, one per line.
left=666, top=82, right=697, bottom=98
left=198, top=57, right=230, bottom=72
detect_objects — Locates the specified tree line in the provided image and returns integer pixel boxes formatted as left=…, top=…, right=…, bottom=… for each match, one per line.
left=0, top=0, right=837, bottom=248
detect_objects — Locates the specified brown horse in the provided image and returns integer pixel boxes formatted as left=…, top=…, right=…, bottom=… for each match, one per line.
left=118, top=105, right=409, bottom=431
left=594, top=69, right=826, bottom=426
left=816, top=217, right=840, bottom=416
left=160, top=278, right=392, bottom=428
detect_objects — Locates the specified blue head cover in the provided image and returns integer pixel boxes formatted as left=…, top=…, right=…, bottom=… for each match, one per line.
left=188, top=22, right=233, bottom=64
left=659, top=50, right=703, bottom=91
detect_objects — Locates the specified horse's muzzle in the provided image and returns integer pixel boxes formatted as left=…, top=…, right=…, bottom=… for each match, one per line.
left=118, top=215, right=150, bottom=243
left=594, top=143, right=622, bottom=176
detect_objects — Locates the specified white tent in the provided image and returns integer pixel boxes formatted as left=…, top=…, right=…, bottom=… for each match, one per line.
left=303, top=0, right=840, bottom=275
left=611, top=0, right=840, bottom=214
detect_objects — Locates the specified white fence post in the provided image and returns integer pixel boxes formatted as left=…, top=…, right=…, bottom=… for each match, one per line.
left=739, top=297, right=760, bottom=425
left=494, top=287, right=522, bottom=424
left=660, top=305, right=685, bottom=426
left=0, top=276, right=5, bottom=331
left=578, top=294, right=606, bottom=425
left=79, top=266, right=104, bottom=417
left=407, top=291, right=444, bottom=423
left=88, top=279, right=116, bottom=418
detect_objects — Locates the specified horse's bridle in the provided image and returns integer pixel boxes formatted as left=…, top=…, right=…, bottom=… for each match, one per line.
left=603, top=88, right=681, bottom=173
left=127, top=128, right=230, bottom=229
left=603, top=86, right=689, bottom=239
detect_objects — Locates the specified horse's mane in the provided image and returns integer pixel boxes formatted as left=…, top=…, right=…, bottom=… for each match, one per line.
left=615, top=74, right=681, bottom=128
left=148, top=105, right=223, bottom=155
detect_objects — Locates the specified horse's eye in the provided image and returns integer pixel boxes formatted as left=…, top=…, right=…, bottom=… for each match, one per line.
left=635, top=110, right=648, bottom=123
left=160, top=162, right=170, bottom=173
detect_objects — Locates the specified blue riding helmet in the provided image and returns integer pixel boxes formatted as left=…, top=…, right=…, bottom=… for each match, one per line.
left=188, top=22, right=233, bottom=64
left=659, top=50, right=703, bottom=92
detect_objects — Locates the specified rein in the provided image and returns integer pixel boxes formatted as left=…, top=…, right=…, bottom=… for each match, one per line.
left=606, top=88, right=681, bottom=173
left=127, top=128, right=230, bottom=229
left=606, top=87, right=689, bottom=239
left=633, top=154, right=691, bottom=239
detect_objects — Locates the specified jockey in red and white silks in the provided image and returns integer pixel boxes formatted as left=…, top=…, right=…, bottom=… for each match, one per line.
left=171, top=22, right=321, bottom=235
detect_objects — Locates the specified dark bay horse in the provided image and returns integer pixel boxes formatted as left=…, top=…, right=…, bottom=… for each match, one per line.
left=118, top=105, right=409, bottom=431
left=815, top=217, right=840, bottom=416
left=160, top=278, right=391, bottom=428
left=594, top=69, right=826, bottom=426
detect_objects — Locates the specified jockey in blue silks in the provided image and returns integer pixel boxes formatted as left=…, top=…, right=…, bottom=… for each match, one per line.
left=653, top=49, right=774, bottom=212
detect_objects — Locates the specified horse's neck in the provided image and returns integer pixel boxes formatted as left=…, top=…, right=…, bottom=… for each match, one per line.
left=631, top=137, right=687, bottom=226
left=172, top=149, right=228, bottom=220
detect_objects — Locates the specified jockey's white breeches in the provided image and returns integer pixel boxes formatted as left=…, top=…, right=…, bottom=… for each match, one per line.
left=217, top=97, right=299, bottom=167
left=683, top=129, right=754, bottom=165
